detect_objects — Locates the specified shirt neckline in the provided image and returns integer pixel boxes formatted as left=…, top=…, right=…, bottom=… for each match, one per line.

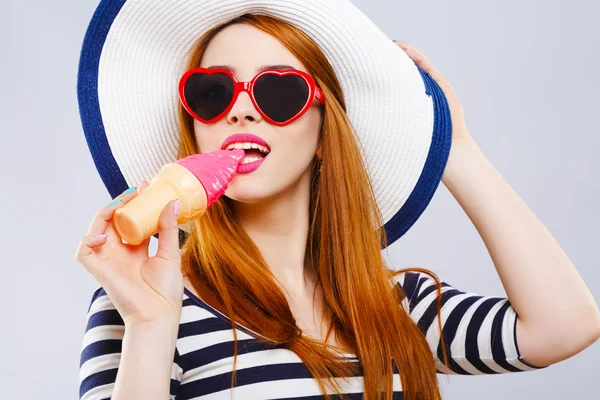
left=183, top=286, right=264, bottom=339
left=182, top=286, right=357, bottom=359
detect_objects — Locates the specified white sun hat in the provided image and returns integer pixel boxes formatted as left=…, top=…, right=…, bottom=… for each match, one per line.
left=77, top=0, right=452, bottom=249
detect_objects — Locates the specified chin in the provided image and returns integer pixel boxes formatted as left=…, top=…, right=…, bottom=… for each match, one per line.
left=223, top=183, right=277, bottom=204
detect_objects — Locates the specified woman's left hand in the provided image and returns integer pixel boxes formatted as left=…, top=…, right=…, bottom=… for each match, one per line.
left=393, top=41, right=473, bottom=143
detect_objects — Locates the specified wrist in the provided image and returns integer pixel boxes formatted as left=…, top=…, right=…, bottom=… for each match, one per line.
left=125, top=315, right=180, bottom=333
left=124, top=317, right=180, bottom=361
left=441, top=135, right=480, bottom=185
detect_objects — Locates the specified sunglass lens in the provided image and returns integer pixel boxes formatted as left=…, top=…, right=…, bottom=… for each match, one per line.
left=254, top=74, right=310, bottom=123
left=184, top=72, right=234, bottom=121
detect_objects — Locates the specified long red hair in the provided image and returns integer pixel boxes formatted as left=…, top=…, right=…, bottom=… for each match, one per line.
left=177, top=13, right=449, bottom=400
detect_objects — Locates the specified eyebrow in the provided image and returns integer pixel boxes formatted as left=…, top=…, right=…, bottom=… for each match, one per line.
left=205, top=64, right=297, bottom=74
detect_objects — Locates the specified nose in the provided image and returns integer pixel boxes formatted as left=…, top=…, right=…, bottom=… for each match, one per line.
left=227, top=89, right=262, bottom=125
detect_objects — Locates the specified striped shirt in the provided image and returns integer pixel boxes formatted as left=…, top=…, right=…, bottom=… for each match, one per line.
left=79, top=271, right=548, bottom=399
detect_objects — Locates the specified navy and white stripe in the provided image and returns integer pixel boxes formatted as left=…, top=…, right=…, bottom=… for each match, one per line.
left=394, top=272, right=547, bottom=375
left=79, top=271, right=547, bottom=399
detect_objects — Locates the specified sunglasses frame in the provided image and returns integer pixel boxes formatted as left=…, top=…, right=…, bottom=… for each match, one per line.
left=178, top=67, right=325, bottom=126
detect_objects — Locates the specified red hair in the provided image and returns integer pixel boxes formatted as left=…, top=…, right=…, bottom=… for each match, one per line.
left=177, top=13, right=449, bottom=400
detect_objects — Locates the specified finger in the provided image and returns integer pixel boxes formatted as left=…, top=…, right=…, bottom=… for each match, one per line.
left=155, top=199, right=181, bottom=263
left=139, top=180, right=149, bottom=192
left=105, top=181, right=152, bottom=245
left=395, top=42, right=444, bottom=84
left=75, top=234, right=108, bottom=274
left=86, top=203, right=123, bottom=237
left=393, top=41, right=413, bottom=56
left=129, top=227, right=153, bottom=256
left=393, top=41, right=410, bottom=50
left=86, top=184, right=141, bottom=236
left=116, top=181, right=151, bottom=246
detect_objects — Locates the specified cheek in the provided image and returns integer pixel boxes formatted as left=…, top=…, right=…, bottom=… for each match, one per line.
left=298, top=112, right=322, bottom=153
left=193, top=123, right=221, bottom=153
left=286, top=107, right=322, bottom=141
left=270, top=126, right=319, bottom=168
left=192, top=121, right=204, bottom=152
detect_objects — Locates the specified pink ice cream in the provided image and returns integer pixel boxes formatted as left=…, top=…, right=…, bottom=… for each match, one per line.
left=175, top=149, right=245, bottom=207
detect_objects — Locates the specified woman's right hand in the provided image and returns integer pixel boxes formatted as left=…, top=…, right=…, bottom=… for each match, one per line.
left=75, top=181, right=184, bottom=326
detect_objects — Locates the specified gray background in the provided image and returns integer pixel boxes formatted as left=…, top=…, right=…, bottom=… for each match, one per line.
left=1, top=0, right=598, bottom=398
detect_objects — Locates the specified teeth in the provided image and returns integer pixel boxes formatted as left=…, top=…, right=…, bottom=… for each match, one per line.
left=240, top=156, right=263, bottom=164
left=226, top=142, right=270, bottom=154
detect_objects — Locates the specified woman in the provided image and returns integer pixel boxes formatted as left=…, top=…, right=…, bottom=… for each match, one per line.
left=76, top=2, right=600, bottom=400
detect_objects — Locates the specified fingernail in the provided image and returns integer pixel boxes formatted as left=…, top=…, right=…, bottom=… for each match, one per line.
left=95, top=234, right=107, bottom=239
left=174, top=199, right=180, bottom=216
left=108, top=198, right=122, bottom=207
left=122, top=186, right=137, bottom=195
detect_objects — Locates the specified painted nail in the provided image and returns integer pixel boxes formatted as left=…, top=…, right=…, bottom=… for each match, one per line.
left=108, top=198, right=122, bottom=207
left=122, top=186, right=137, bottom=195
left=174, top=199, right=180, bottom=216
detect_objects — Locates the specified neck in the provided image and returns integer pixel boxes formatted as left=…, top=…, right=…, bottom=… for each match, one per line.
left=231, top=168, right=315, bottom=297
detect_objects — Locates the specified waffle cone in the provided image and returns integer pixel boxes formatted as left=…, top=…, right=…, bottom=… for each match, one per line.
left=113, top=163, right=207, bottom=245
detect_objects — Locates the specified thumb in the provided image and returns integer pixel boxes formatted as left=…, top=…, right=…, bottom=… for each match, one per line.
left=155, top=199, right=181, bottom=262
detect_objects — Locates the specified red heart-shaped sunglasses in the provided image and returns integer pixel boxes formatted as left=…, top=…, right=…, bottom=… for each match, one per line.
left=178, top=68, right=325, bottom=126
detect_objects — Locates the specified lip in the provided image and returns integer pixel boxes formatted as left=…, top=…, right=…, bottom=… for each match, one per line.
left=221, top=133, right=271, bottom=151
left=236, top=156, right=267, bottom=174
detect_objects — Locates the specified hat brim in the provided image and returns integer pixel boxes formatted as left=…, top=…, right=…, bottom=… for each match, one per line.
left=77, top=0, right=452, bottom=248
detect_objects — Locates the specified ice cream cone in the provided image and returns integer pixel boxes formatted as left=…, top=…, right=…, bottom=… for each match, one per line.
left=113, top=149, right=245, bottom=245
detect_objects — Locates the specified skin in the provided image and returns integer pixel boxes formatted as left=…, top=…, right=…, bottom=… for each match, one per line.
left=395, top=41, right=600, bottom=366
left=187, top=25, right=600, bottom=360
left=189, top=23, right=329, bottom=340
left=77, top=29, right=599, bottom=395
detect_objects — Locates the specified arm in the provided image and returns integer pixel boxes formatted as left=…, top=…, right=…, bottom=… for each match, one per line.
left=441, top=136, right=600, bottom=367
left=79, top=287, right=182, bottom=400
left=393, top=41, right=600, bottom=368
left=113, top=319, right=180, bottom=399
left=394, top=270, right=549, bottom=374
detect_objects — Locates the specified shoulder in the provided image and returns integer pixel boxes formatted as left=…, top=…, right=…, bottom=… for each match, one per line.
left=389, top=269, right=447, bottom=298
